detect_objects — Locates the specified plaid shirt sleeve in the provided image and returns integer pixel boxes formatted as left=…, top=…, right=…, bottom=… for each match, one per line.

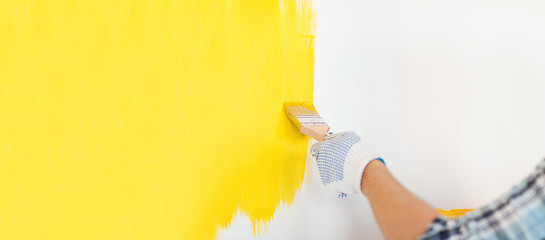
left=419, top=159, right=545, bottom=240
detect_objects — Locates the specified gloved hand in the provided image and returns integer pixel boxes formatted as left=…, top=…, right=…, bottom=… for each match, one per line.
left=310, top=131, right=383, bottom=197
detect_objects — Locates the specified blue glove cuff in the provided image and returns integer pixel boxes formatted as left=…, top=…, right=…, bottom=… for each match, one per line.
left=376, top=157, right=386, bottom=166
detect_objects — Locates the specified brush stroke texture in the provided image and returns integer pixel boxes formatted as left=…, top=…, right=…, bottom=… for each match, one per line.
left=0, top=0, right=315, bottom=239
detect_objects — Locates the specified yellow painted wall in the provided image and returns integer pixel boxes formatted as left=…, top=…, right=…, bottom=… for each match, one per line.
left=0, top=1, right=315, bottom=239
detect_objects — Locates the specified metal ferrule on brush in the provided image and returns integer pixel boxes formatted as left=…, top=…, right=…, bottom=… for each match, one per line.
left=284, top=102, right=330, bottom=141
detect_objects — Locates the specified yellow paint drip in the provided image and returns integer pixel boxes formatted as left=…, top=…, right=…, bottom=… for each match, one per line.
left=0, top=1, right=315, bottom=239
left=438, top=209, right=474, bottom=219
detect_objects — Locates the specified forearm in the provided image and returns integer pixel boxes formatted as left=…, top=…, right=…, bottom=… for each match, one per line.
left=361, top=160, right=439, bottom=240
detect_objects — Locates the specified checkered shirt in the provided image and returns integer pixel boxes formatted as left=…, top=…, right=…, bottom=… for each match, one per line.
left=419, top=159, right=545, bottom=240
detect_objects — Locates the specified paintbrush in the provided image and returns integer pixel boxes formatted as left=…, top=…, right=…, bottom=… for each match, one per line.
left=284, top=102, right=330, bottom=141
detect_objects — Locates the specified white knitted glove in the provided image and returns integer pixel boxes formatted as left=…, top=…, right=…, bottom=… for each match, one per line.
left=310, top=131, right=383, bottom=197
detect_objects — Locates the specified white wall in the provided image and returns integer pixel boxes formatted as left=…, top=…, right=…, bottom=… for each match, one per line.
left=218, top=0, right=545, bottom=239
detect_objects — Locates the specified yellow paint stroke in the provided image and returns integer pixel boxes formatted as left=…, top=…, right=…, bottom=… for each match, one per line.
left=438, top=209, right=474, bottom=219
left=0, top=1, right=315, bottom=239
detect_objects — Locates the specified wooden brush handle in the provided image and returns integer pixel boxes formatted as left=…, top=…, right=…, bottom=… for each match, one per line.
left=300, top=125, right=330, bottom=141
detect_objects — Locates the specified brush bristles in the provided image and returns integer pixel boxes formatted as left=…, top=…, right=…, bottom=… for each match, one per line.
left=283, top=101, right=327, bottom=128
